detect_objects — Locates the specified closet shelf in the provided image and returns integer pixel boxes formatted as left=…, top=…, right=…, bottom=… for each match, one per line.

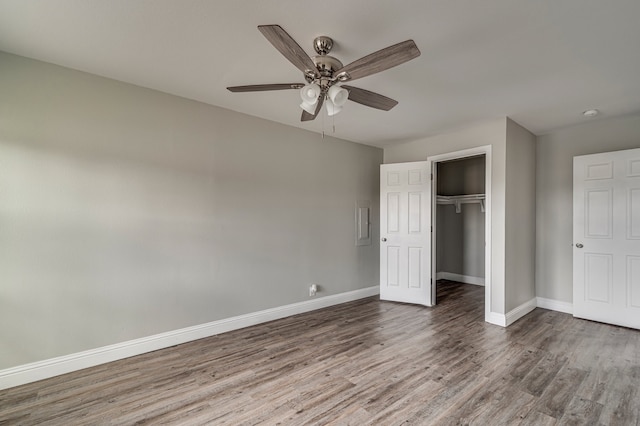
left=436, top=194, right=485, bottom=213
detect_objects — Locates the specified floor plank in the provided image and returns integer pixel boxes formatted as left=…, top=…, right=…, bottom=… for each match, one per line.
left=1, top=280, right=639, bottom=425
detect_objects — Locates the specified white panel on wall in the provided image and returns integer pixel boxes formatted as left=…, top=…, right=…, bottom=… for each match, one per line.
left=629, top=256, right=640, bottom=308
left=628, top=159, right=640, bottom=177
left=585, top=162, right=613, bottom=180
left=585, top=188, right=612, bottom=238
left=387, top=246, right=400, bottom=287
left=355, top=200, right=372, bottom=246
left=359, top=208, right=370, bottom=239
left=408, top=247, right=422, bottom=289
left=387, top=172, right=401, bottom=186
left=408, top=192, right=422, bottom=234
left=628, top=188, right=640, bottom=239
left=585, top=253, right=612, bottom=303
left=387, top=193, right=400, bottom=233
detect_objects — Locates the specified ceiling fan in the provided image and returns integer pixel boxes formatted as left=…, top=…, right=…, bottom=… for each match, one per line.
left=227, top=25, right=421, bottom=121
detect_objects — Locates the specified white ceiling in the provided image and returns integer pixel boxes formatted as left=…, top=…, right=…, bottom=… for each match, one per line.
left=1, top=0, right=639, bottom=147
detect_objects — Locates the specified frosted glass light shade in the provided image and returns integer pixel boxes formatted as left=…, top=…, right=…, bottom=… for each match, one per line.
left=328, top=85, right=348, bottom=107
left=325, top=99, right=342, bottom=116
left=300, top=101, right=317, bottom=114
left=300, top=83, right=321, bottom=104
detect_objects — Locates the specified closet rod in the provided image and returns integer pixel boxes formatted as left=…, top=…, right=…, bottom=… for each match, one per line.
left=436, top=194, right=485, bottom=213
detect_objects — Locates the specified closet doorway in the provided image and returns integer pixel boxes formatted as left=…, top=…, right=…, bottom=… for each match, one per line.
left=429, top=147, right=491, bottom=318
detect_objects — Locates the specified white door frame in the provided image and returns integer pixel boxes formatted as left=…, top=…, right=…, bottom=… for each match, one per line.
left=428, top=146, right=492, bottom=323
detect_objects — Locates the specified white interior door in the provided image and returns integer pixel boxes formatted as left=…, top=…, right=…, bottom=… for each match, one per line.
left=380, top=161, right=432, bottom=306
left=573, top=148, right=640, bottom=329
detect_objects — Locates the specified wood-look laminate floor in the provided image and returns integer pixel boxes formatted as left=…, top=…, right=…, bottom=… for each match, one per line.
left=1, top=281, right=639, bottom=425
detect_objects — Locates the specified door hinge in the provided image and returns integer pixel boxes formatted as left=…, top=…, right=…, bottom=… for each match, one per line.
left=430, top=173, right=433, bottom=181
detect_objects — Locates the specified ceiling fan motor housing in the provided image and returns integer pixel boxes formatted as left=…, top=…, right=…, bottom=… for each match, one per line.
left=309, top=36, right=344, bottom=85
left=313, top=36, right=333, bottom=55
left=313, top=55, right=343, bottom=76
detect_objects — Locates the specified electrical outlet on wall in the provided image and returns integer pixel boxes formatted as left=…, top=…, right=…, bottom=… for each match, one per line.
left=309, top=284, right=317, bottom=297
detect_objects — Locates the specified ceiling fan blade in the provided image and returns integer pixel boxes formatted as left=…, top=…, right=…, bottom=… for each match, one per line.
left=258, top=25, right=318, bottom=76
left=227, top=83, right=304, bottom=92
left=342, top=85, right=398, bottom=111
left=301, top=96, right=325, bottom=122
left=335, top=40, right=420, bottom=81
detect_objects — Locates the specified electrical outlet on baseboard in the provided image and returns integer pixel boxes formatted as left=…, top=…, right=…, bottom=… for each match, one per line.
left=309, top=284, right=317, bottom=297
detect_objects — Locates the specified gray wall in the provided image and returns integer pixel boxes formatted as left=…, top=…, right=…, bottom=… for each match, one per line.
left=0, top=52, right=382, bottom=369
left=436, top=157, right=485, bottom=279
left=536, top=114, right=640, bottom=303
left=437, top=156, right=486, bottom=196
left=505, top=119, right=537, bottom=309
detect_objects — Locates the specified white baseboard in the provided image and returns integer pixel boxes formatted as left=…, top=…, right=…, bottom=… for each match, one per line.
left=0, top=286, right=379, bottom=391
left=485, top=297, right=537, bottom=327
left=485, top=311, right=506, bottom=327
left=436, top=272, right=484, bottom=286
left=536, top=297, right=573, bottom=314
left=506, top=298, right=537, bottom=326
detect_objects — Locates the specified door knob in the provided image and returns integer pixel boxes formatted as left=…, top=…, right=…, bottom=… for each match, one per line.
left=575, top=243, right=584, bottom=248
left=381, top=238, right=387, bottom=242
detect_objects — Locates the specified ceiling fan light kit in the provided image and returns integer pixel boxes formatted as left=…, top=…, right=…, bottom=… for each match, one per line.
left=301, top=84, right=321, bottom=104
left=227, top=25, right=421, bottom=122
left=328, top=85, right=349, bottom=107
left=300, top=101, right=317, bottom=115
left=300, top=83, right=321, bottom=113
left=299, top=83, right=349, bottom=116
left=325, top=99, right=342, bottom=117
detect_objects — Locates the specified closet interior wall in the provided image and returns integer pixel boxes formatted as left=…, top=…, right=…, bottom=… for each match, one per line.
left=436, top=156, right=486, bottom=285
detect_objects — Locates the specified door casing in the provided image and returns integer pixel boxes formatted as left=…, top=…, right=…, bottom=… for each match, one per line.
left=428, top=146, right=492, bottom=322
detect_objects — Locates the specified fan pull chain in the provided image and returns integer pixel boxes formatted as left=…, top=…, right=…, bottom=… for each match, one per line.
left=322, top=103, right=325, bottom=139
